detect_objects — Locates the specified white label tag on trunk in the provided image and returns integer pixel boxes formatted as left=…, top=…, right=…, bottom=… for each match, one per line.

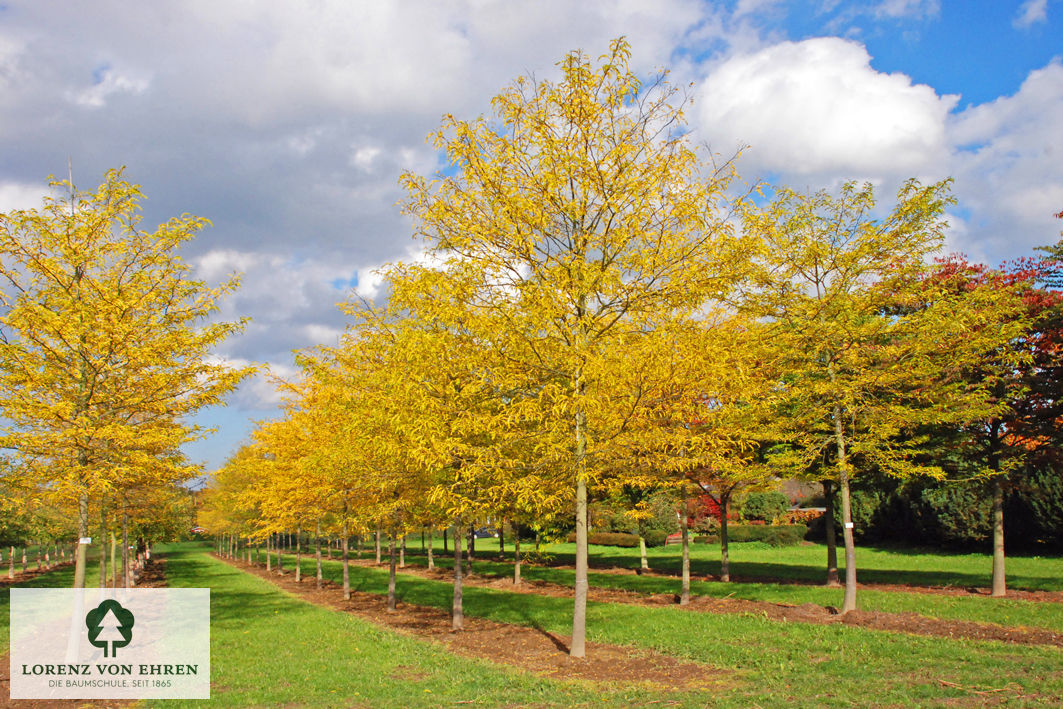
left=844, top=523, right=854, bottom=529
left=79, top=538, right=92, bottom=544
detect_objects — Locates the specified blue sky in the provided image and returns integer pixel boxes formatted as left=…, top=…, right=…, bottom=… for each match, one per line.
left=0, top=0, right=1059, bottom=475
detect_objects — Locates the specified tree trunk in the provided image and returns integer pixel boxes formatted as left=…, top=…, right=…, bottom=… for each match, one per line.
left=991, top=478, right=1007, bottom=597
left=443, top=528, right=448, bottom=553
left=499, top=520, right=506, bottom=555
left=295, top=526, right=302, bottom=583
left=427, top=529, right=435, bottom=570
left=720, top=491, right=731, bottom=583
left=387, top=533, right=397, bottom=612
left=109, top=532, right=116, bottom=587
left=467, top=527, right=475, bottom=574
left=122, top=512, right=130, bottom=587
left=73, top=492, right=89, bottom=589
left=315, top=521, right=323, bottom=589
left=513, top=533, right=522, bottom=585
left=399, top=534, right=406, bottom=569
left=276, top=533, right=284, bottom=574
left=830, top=407, right=858, bottom=613
left=375, top=529, right=382, bottom=564
left=638, top=521, right=649, bottom=572
left=342, top=528, right=351, bottom=601
left=8, top=545, right=13, bottom=580
left=452, top=522, right=464, bottom=631
left=823, top=480, right=840, bottom=587
left=680, top=495, right=690, bottom=605
left=572, top=453, right=589, bottom=657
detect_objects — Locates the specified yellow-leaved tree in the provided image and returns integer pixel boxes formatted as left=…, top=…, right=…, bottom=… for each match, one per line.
left=745, top=180, right=1027, bottom=612
left=401, top=39, right=750, bottom=657
left=0, top=169, right=251, bottom=588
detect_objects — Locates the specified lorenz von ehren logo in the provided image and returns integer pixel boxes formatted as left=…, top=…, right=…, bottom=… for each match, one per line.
left=85, top=599, right=135, bottom=658
left=9, top=588, right=210, bottom=700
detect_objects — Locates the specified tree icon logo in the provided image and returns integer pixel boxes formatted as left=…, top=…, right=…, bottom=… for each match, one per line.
left=85, top=599, right=135, bottom=658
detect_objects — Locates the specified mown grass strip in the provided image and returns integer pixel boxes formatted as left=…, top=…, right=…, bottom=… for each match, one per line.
left=154, top=543, right=722, bottom=708
left=277, top=550, right=1063, bottom=708
left=390, top=552, right=1063, bottom=634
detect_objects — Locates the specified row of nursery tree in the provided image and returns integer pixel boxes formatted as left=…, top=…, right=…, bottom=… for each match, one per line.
left=200, top=39, right=1061, bottom=659
left=0, top=170, right=250, bottom=588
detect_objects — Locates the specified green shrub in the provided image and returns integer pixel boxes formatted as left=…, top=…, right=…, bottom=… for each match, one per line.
left=742, top=491, right=790, bottom=522
left=693, top=524, right=806, bottom=546
left=642, top=530, right=668, bottom=547
left=565, top=532, right=640, bottom=547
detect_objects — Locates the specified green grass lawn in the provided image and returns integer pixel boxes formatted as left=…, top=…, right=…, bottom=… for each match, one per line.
left=243, top=545, right=1063, bottom=707
left=155, top=543, right=716, bottom=708
left=310, top=538, right=1063, bottom=633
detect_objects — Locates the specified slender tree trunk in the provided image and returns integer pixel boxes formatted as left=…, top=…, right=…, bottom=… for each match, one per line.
left=720, top=491, right=731, bottom=583
left=680, top=495, right=690, bottom=605
left=513, top=533, right=522, bottom=585
left=342, top=527, right=351, bottom=601
left=295, top=526, right=302, bottom=583
left=73, top=492, right=89, bottom=589
left=8, top=545, right=13, bottom=580
left=638, top=521, right=649, bottom=572
left=823, top=480, right=840, bottom=587
left=499, top=520, right=506, bottom=555
left=122, top=512, right=130, bottom=587
left=375, top=529, right=382, bottom=564
left=315, top=521, right=323, bottom=589
left=21, top=548, right=27, bottom=575
left=452, top=522, right=464, bottom=631
left=98, top=527, right=106, bottom=588
left=443, top=528, right=448, bottom=553
left=399, top=534, right=406, bottom=569
left=571, top=407, right=590, bottom=658
left=276, top=533, right=284, bottom=574
left=427, top=529, right=435, bottom=570
left=109, top=532, right=116, bottom=587
left=387, top=533, right=397, bottom=612
left=991, top=478, right=1007, bottom=597
left=356, top=535, right=363, bottom=559
left=831, top=398, right=858, bottom=613
left=467, top=527, right=475, bottom=574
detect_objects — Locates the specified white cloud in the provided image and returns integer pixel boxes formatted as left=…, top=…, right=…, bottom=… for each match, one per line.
left=947, top=59, right=1063, bottom=260
left=68, top=67, right=149, bottom=108
left=0, top=180, right=48, bottom=211
left=695, top=38, right=957, bottom=180
left=873, top=0, right=940, bottom=20
left=1013, top=0, right=1049, bottom=28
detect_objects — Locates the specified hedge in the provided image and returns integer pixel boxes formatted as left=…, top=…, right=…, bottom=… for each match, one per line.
left=694, top=524, right=807, bottom=547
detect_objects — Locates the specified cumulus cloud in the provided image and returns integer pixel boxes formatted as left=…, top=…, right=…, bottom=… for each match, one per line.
left=695, top=37, right=957, bottom=181
left=947, top=59, right=1063, bottom=260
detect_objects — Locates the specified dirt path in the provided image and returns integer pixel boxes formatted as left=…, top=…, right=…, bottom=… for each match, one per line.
left=0, top=558, right=166, bottom=708
left=217, top=555, right=727, bottom=690
left=293, top=555, right=1063, bottom=648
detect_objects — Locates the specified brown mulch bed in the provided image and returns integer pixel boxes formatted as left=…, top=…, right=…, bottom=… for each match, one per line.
left=0, top=559, right=166, bottom=708
left=319, top=556, right=1063, bottom=648
left=218, top=555, right=726, bottom=690
left=0, top=563, right=75, bottom=590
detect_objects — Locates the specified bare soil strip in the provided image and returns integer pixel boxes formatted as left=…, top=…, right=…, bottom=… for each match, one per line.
left=310, top=555, right=1063, bottom=647
left=0, top=558, right=165, bottom=709
left=217, top=555, right=727, bottom=689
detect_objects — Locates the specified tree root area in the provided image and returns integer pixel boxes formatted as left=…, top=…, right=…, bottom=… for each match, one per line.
left=219, top=556, right=726, bottom=690
left=328, top=557, right=1063, bottom=648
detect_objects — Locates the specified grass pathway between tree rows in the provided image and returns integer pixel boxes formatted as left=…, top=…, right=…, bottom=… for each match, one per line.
left=208, top=544, right=1063, bottom=707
